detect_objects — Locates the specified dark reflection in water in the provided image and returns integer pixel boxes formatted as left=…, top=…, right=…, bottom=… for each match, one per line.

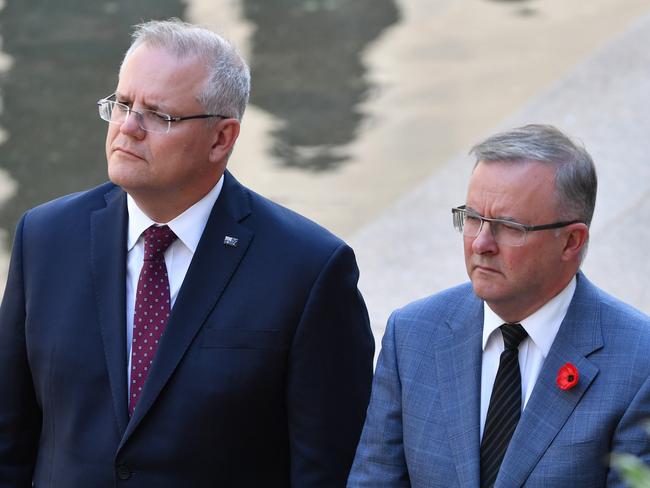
left=487, top=0, right=538, bottom=14
left=0, top=1, right=184, bottom=241
left=242, top=0, right=400, bottom=171
left=0, top=0, right=400, bottom=246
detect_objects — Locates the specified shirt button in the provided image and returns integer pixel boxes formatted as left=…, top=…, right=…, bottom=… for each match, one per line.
left=116, top=464, right=132, bottom=480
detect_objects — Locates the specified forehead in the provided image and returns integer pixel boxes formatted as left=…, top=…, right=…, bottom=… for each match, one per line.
left=466, top=160, right=558, bottom=219
left=117, top=44, right=207, bottom=109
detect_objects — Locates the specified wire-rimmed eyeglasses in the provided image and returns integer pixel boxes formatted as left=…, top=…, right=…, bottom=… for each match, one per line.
left=451, top=205, right=583, bottom=247
left=97, top=93, right=229, bottom=134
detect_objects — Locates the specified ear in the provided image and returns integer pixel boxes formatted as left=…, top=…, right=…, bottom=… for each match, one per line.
left=208, top=119, right=241, bottom=164
left=561, top=223, right=589, bottom=261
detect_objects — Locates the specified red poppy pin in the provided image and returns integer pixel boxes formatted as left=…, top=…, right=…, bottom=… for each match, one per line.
left=556, top=362, right=579, bottom=390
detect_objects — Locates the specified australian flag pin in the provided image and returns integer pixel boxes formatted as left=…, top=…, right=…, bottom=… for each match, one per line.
left=223, top=236, right=239, bottom=247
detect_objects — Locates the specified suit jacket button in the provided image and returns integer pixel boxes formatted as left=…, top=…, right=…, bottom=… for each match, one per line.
left=116, top=464, right=132, bottom=480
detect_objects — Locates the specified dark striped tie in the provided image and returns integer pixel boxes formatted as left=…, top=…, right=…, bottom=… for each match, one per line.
left=480, top=323, right=528, bottom=488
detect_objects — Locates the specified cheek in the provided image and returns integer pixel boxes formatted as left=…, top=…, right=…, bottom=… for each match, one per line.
left=497, top=249, right=520, bottom=277
left=462, top=239, right=473, bottom=267
left=148, top=140, right=176, bottom=166
left=105, top=126, right=117, bottom=150
left=463, top=239, right=471, bottom=257
left=463, top=234, right=477, bottom=256
left=105, top=133, right=116, bottom=164
left=501, top=247, right=541, bottom=283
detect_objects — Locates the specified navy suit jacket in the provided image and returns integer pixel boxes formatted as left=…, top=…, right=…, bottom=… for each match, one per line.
left=348, top=273, right=650, bottom=487
left=0, top=171, right=374, bottom=487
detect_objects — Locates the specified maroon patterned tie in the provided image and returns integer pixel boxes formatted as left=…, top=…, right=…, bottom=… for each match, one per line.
left=129, top=225, right=177, bottom=416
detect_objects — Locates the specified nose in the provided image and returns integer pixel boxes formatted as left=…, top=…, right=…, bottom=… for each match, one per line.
left=471, top=220, right=498, bottom=255
left=119, top=110, right=146, bottom=139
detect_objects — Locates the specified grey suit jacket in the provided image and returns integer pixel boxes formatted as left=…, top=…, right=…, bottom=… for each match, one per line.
left=348, top=273, right=650, bottom=487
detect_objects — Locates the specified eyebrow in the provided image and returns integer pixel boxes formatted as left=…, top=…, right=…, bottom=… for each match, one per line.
left=114, top=91, right=169, bottom=113
left=464, top=205, right=522, bottom=223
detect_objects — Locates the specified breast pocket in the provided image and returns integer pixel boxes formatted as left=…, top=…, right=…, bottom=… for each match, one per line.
left=200, top=328, right=289, bottom=351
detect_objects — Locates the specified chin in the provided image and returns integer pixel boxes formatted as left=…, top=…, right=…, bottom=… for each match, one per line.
left=108, top=161, right=127, bottom=185
left=471, top=278, right=504, bottom=303
left=108, top=163, right=145, bottom=193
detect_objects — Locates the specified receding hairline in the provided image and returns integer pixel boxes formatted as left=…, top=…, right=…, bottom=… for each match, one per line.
left=471, top=157, right=562, bottom=170
left=119, top=39, right=214, bottom=77
left=119, top=19, right=246, bottom=76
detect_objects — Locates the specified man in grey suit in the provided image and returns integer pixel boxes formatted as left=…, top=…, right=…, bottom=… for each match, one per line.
left=348, top=124, right=650, bottom=487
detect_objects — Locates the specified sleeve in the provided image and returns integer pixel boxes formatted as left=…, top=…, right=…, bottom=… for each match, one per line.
left=347, top=310, right=411, bottom=487
left=0, top=215, right=42, bottom=487
left=607, top=374, right=650, bottom=487
left=286, top=243, right=375, bottom=487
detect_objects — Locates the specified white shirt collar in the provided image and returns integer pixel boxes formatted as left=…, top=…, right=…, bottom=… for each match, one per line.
left=482, top=275, right=577, bottom=356
left=126, top=174, right=224, bottom=253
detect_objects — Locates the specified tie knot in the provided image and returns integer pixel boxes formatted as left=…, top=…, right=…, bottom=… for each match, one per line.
left=500, top=323, right=527, bottom=351
left=142, top=225, right=177, bottom=261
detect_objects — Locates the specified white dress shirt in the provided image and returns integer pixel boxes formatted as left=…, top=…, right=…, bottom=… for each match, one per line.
left=479, top=276, right=577, bottom=439
left=125, top=175, right=223, bottom=390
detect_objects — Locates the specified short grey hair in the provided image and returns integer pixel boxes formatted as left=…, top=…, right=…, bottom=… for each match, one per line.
left=121, top=18, right=250, bottom=121
left=470, top=124, right=597, bottom=226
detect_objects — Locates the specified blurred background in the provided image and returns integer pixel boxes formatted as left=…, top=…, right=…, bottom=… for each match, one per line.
left=1, top=0, right=649, bottom=339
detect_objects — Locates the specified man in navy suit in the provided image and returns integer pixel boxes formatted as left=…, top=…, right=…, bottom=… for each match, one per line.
left=349, top=124, right=650, bottom=487
left=0, top=19, right=374, bottom=487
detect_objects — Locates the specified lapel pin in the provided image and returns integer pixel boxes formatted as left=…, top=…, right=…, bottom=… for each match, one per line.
left=223, top=236, right=239, bottom=247
left=556, top=362, right=579, bottom=390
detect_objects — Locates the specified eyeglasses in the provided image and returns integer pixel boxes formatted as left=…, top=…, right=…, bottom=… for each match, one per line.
left=451, top=205, right=583, bottom=247
left=97, top=93, right=229, bottom=134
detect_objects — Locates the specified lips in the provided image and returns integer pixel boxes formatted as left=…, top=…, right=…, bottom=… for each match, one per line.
left=473, top=264, right=500, bottom=274
left=112, top=146, right=144, bottom=160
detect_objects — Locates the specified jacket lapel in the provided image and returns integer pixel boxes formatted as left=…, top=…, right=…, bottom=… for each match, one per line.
left=122, top=172, right=254, bottom=442
left=90, top=185, right=129, bottom=435
left=434, top=290, right=484, bottom=487
left=496, top=274, right=603, bottom=487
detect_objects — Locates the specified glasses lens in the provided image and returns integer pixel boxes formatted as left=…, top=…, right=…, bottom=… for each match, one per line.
left=140, top=110, right=170, bottom=133
left=493, top=222, right=526, bottom=246
left=99, top=101, right=127, bottom=124
left=453, top=209, right=482, bottom=237
left=452, top=209, right=464, bottom=233
left=462, top=214, right=482, bottom=237
left=97, top=100, right=170, bottom=134
left=98, top=101, right=111, bottom=121
left=452, top=206, right=527, bottom=247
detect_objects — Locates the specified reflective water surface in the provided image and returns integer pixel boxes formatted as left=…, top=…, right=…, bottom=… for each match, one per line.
left=1, top=0, right=649, bottom=293
left=0, top=0, right=398, bottom=240
left=0, top=1, right=185, bottom=239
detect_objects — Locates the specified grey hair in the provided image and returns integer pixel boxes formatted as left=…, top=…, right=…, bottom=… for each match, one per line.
left=470, top=124, right=597, bottom=227
left=121, top=18, right=250, bottom=121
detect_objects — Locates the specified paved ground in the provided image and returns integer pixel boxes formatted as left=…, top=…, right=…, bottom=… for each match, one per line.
left=350, top=10, right=650, bottom=347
